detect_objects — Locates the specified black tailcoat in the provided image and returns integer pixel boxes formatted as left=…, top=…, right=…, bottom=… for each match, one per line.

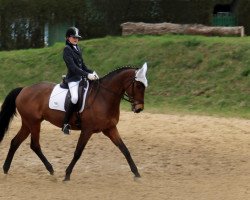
left=63, top=40, right=93, bottom=82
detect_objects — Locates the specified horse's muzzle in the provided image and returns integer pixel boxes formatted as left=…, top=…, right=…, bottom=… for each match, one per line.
left=132, top=103, right=144, bottom=113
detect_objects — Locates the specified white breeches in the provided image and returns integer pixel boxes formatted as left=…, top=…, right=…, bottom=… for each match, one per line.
left=68, top=81, right=80, bottom=104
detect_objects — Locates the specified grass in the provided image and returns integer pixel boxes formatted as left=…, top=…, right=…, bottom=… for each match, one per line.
left=0, top=34, right=250, bottom=118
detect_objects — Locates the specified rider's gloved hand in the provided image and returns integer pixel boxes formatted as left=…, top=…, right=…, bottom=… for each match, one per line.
left=87, top=72, right=99, bottom=80
left=93, top=71, right=99, bottom=79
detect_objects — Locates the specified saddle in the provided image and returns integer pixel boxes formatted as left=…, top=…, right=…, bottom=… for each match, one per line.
left=49, top=77, right=89, bottom=114
left=60, top=76, right=87, bottom=112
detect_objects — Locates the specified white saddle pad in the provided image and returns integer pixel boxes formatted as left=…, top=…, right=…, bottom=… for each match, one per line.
left=49, top=81, right=89, bottom=113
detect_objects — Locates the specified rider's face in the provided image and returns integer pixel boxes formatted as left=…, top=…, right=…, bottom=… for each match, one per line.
left=68, top=36, right=79, bottom=45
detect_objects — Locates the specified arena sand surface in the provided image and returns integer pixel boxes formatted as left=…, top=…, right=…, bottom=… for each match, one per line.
left=1, top=111, right=250, bottom=200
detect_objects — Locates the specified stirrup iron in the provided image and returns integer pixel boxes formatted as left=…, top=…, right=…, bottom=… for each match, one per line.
left=62, top=124, right=71, bottom=135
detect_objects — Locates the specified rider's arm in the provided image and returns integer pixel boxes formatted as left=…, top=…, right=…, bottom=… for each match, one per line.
left=63, top=47, right=89, bottom=77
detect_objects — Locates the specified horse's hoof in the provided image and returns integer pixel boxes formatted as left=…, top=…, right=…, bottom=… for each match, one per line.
left=46, top=164, right=54, bottom=175
left=63, top=176, right=70, bottom=182
left=50, top=170, right=54, bottom=175
left=3, top=166, right=9, bottom=174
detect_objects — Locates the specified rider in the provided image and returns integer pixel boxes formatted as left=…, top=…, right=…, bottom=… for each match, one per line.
left=62, top=27, right=99, bottom=134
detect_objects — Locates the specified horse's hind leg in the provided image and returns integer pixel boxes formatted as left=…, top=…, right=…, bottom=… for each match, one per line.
left=103, top=126, right=141, bottom=178
left=30, top=122, right=54, bottom=175
left=3, top=124, right=30, bottom=174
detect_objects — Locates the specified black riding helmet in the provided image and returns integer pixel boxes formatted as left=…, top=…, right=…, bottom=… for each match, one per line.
left=65, top=27, right=82, bottom=38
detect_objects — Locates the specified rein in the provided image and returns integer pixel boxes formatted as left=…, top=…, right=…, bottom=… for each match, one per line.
left=87, top=66, right=145, bottom=108
left=96, top=78, right=137, bottom=104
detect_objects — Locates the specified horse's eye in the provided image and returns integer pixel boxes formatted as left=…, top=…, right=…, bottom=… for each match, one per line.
left=136, top=83, right=144, bottom=89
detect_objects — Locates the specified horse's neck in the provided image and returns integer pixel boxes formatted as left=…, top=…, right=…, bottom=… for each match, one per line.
left=102, top=70, right=134, bottom=96
left=88, top=69, right=134, bottom=119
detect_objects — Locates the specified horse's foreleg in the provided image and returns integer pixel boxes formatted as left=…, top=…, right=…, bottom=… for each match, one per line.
left=3, top=124, right=30, bottom=174
left=64, top=131, right=92, bottom=181
left=103, top=127, right=141, bottom=178
left=30, top=123, right=54, bottom=175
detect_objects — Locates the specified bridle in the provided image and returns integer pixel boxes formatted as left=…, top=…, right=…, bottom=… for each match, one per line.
left=94, top=77, right=144, bottom=108
left=122, top=78, right=144, bottom=107
left=122, top=78, right=135, bottom=103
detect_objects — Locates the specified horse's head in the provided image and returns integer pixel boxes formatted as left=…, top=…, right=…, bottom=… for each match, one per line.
left=125, top=63, right=148, bottom=113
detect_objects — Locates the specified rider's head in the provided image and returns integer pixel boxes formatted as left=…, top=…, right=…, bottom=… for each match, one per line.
left=65, top=27, right=82, bottom=45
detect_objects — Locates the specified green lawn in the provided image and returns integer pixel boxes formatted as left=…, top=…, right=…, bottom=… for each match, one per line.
left=0, top=34, right=250, bottom=118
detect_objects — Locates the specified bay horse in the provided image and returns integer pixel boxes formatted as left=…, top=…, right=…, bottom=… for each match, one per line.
left=0, top=63, right=148, bottom=181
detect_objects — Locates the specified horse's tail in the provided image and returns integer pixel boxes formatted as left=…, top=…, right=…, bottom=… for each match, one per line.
left=0, top=87, right=23, bottom=143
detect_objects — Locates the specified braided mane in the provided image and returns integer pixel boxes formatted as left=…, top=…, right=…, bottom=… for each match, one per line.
left=100, top=66, right=139, bottom=80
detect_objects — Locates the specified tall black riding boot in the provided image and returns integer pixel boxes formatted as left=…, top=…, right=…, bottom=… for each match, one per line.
left=62, top=102, right=75, bottom=134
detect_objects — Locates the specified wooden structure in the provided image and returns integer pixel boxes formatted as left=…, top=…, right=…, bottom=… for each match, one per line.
left=121, top=22, right=245, bottom=37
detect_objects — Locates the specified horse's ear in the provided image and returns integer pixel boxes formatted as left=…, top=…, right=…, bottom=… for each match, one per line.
left=141, top=62, right=147, bottom=74
left=135, top=62, right=148, bottom=87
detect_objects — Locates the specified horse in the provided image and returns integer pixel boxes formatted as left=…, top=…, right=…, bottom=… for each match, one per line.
left=0, top=63, right=148, bottom=181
